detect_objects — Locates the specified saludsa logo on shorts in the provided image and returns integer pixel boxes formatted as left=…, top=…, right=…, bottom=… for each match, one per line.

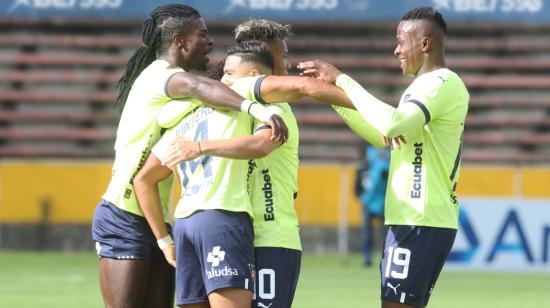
left=206, top=246, right=238, bottom=279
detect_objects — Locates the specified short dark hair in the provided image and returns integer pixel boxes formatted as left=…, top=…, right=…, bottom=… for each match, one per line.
left=234, top=19, right=292, bottom=43
left=227, top=40, right=274, bottom=72
left=401, top=7, right=447, bottom=34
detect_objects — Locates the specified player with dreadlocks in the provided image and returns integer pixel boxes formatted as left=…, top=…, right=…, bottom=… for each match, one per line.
left=91, top=4, right=287, bottom=308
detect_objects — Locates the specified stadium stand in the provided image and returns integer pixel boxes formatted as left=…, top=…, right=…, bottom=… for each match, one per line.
left=1, top=20, right=549, bottom=163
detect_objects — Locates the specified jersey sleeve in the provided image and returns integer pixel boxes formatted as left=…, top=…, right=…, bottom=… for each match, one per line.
left=157, top=98, right=201, bottom=128
left=149, top=66, right=184, bottom=99
left=405, top=73, right=448, bottom=123
left=331, top=105, right=385, bottom=148
left=231, top=75, right=265, bottom=103
left=335, top=74, right=427, bottom=138
left=151, top=129, right=174, bottom=161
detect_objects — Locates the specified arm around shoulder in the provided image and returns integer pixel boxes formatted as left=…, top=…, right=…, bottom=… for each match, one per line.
left=200, top=128, right=279, bottom=160
left=259, top=76, right=355, bottom=109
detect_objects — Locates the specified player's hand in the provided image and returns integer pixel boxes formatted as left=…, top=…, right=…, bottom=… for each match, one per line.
left=382, top=134, right=407, bottom=150
left=161, top=244, right=176, bottom=268
left=297, top=60, right=342, bottom=84
left=268, top=114, right=288, bottom=143
left=161, top=136, right=201, bottom=169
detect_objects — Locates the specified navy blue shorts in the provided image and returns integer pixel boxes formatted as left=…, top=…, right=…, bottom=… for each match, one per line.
left=253, top=247, right=301, bottom=308
left=380, top=225, right=456, bottom=307
left=174, top=210, right=255, bottom=306
left=91, top=199, right=171, bottom=263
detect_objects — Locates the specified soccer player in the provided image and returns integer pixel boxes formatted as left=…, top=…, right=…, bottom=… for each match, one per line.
left=298, top=7, right=470, bottom=308
left=91, top=5, right=287, bottom=308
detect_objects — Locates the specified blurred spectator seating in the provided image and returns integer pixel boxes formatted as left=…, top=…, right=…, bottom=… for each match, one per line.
left=0, top=20, right=549, bottom=164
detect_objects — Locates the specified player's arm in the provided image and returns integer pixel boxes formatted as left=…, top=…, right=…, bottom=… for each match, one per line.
left=166, top=72, right=287, bottom=142
left=298, top=60, right=427, bottom=138
left=256, top=75, right=395, bottom=148
left=161, top=129, right=278, bottom=168
left=332, top=106, right=386, bottom=148
left=133, top=154, right=176, bottom=268
left=201, top=128, right=278, bottom=159
left=258, top=75, right=355, bottom=108
left=335, top=74, right=426, bottom=138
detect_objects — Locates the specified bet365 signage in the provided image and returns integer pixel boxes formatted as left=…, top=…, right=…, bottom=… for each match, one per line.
left=2, top=0, right=549, bottom=22
left=448, top=199, right=550, bottom=271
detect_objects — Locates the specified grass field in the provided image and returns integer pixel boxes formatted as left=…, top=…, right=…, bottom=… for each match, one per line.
left=0, top=251, right=548, bottom=307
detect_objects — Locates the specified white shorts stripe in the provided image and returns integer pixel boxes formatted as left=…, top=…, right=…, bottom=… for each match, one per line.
left=400, top=292, right=406, bottom=303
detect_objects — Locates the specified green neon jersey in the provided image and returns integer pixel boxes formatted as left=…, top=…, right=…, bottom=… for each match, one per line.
left=103, top=60, right=198, bottom=220
left=152, top=81, right=256, bottom=219
left=232, top=76, right=301, bottom=250
left=336, top=69, right=469, bottom=228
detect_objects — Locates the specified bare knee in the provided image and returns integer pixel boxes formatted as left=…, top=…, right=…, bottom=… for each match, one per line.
left=208, top=288, right=252, bottom=308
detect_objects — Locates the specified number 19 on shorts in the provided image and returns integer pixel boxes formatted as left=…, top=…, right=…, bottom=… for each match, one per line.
left=384, top=247, right=411, bottom=279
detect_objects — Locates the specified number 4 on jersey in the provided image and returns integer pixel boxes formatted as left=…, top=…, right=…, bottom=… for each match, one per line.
left=179, top=119, right=212, bottom=187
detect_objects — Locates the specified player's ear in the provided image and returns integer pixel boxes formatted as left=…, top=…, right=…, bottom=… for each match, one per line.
left=248, top=69, right=261, bottom=77
left=421, top=36, right=431, bottom=53
left=173, top=33, right=187, bottom=51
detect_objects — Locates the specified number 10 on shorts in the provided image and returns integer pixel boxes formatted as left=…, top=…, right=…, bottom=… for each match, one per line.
left=253, top=268, right=276, bottom=300
left=384, top=247, right=411, bottom=279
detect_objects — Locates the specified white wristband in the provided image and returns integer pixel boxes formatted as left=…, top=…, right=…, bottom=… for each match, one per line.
left=240, top=99, right=254, bottom=113
left=240, top=99, right=274, bottom=123
left=157, top=235, right=174, bottom=250
left=249, top=102, right=275, bottom=123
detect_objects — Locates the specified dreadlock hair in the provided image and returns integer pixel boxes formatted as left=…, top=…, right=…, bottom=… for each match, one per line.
left=114, top=4, right=201, bottom=110
left=401, top=7, right=447, bottom=34
left=227, top=40, right=274, bottom=73
left=204, top=60, right=226, bottom=81
left=234, top=19, right=292, bottom=43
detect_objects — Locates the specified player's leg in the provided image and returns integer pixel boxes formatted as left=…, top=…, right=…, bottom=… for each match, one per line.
left=208, top=288, right=252, bottom=308
left=93, top=199, right=175, bottom=308
left=143, top=223, right=176, bottom=308
left=253, top=247, right=302, bottom=308
left=382, top=301, right=417, bottom=308
left=99, top=258, right=150, bottom=308
left=194, top=210, right=255, bottom=308
left=380, top=225, right=456, bottom=308
left=142, top=256, right=175, bottom=308
left=173, top=217, right=210, bottom=307
left=180, top=304, right=211, bottom=308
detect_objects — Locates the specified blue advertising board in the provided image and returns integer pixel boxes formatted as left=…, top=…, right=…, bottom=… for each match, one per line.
left=447, top=199, right=550, bottom=272
left=1, top=0, right=549, bottom=23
